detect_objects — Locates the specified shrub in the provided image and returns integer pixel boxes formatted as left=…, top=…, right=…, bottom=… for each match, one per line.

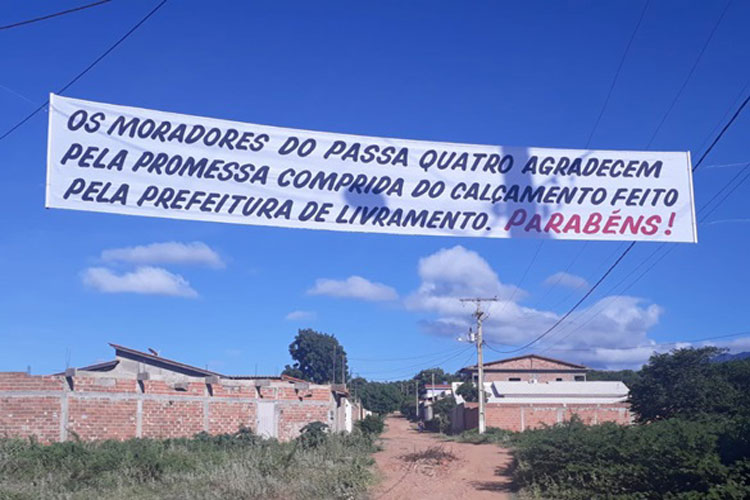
left=425, top=396, right=456, bottom=434
left=455, top=381, right=478, bottom=402
left=511, top=416, right=750, bottom=499
left=297, top=421, right=329, bottom=449
left=356, top=415, right=385, bottom=436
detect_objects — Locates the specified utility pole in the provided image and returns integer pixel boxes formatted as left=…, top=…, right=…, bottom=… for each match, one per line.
left=341, top=353, right=346, bottom=387
left=415, top=380, right=419, bottom=419
left=431, top=372, right=435, bottom=401
left=460, top=297, right=498, bottom=434
left=332, top=344, right=337, bottom=384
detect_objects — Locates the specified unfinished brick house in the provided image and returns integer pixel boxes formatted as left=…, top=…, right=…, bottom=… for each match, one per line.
left=0, top=344, right=357, bottom=443
left=453, top=354, right=631, bottom=432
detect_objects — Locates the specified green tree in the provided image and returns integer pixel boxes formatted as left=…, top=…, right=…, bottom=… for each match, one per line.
left=282, top=329, right=348, bottom=384
left=587, top=368, right=640, bottom=388
left=630, top=347, right=738, bottom=422
left=455, top=381, right=478, bottom=402
left=413, top=368, right=456, bottom=389
left=359, top=382, right=402, bottom=415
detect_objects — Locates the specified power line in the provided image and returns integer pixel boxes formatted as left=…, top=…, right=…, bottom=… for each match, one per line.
left=540, top=1, right=649, bottom=314
left=542, top=329, right=750, bottom=354
left=0, top=0, right=113, bottom=30
left=644, top=0, right=732, bottom=148
left=349, top=345, right=468, bottom=362
left=585, top=0, right=650, bottom=147
left=535, top=161, right=750, bottom=354
left=363, top=346, right=473, bottom=381
left=510, top=77, right=750, bottom=355
left=0, top=0, right=168, bottom=143
left=354, top=345, right=471, bottom=377
left=494, top=240, right=543, bottom=319
left=486, top=243, right=637, bottom=355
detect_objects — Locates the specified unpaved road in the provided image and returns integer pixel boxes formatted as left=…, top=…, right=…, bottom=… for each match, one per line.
left=372, top=415, right=514, bottom=499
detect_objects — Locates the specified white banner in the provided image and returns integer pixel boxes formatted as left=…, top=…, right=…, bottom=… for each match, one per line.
left=46, top=94, right=697, bottom=243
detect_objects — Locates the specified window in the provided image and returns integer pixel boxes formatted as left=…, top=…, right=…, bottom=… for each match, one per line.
left=574, top=375, right=585, bottom=381
left=556, top=378, right=563, bottom=381
left=509, top=377, right=521, bottom=381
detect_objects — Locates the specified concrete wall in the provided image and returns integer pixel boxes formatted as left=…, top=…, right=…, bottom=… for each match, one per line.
left=0, top=371, right=339, bottom=443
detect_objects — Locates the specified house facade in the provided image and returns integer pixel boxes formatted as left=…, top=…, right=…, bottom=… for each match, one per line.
left=453, top=354, right=631, bottom=432
left=463, top=354, right=588, bottom=383
left=0, top=344, right=358, bottom=443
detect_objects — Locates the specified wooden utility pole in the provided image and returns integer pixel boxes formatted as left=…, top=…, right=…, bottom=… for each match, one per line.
left=460, top=297, right=498, bottom=434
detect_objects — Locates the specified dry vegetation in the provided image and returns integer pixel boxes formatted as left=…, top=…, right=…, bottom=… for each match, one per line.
left=0, top=427, right=377, bottom=500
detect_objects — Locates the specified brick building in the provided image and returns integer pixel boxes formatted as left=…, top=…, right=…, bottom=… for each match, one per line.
left=452, top=354, right=631, bottom=432
left=462, top=354, right=588, bottom=383
left=0, top=344, right=357, bottom=443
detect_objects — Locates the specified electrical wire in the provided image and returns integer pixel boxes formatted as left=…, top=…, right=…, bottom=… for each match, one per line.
left=644, top=0, right=732, bottom=148
left=349, top=345, right=469, bottom=362
left=585, top=0, right=650, bottom=147
left=0, top=0, right=168, bottom=142
left=497, top=80, right=750, bottom=356
left=541, top=329, right=750, bottom=354
left=537, top=1, right=649, bottom=313
left=360, top=346, right=473, bottom=380
left=535, top=161, right=750, bottom=354
left=0, top=0, right=113, bottom=30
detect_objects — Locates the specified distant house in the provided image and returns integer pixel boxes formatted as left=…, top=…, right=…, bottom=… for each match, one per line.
left=0, top=343, right=360, bottom=443
left=452, top=354, right=631, bottom=433
left=420, top=383, right=452, bottom=401
left=462, top=354, right=587, bottom=382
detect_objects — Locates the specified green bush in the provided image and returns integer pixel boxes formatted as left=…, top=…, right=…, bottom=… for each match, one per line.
left=425, top=396, right=456, bottom=434
left=356, top=415, right=385, bottom=436
left=297, top=421, right=329, bottom=449
left=512, top=416, right=750, bottom=499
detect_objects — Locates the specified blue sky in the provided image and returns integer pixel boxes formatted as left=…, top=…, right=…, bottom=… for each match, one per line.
left=2, top=0, right=750, bottom=378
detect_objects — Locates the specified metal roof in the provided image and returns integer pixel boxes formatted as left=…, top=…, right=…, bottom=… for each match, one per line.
left=491, top=380, right=628, bottom=397
left=110, top=343, right=225, bottom=377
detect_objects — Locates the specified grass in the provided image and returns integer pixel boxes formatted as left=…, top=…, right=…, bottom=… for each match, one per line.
left=0, top=427, right=377, bottom=500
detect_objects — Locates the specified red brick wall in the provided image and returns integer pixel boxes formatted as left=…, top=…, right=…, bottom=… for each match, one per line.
left=465, top=402, right=631, bottom=432
left=277, top=404, right=330, bottom=441
left=142, top=400, right=204, bottom=439
left=68, top=398, right=137, bottom=441
left=0, top=396, right=60, bottom=442
left=208, top=401, right=256, bottom=434
left=0, top=372, right=333, bottom=443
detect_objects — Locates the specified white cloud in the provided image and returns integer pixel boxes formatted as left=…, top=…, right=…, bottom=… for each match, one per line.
left=406, top=245, right=666, bottom=369
left=544, top=271, right=589, bottom=289
left=307, top=276, right=398, bottom=301
left=405, top=245, right=524, bottom=317
left=101, top=242, right=224, bottom=269
left=82, top=266, right=198, bottom=298
left=285, top=310, right=317, bottom=321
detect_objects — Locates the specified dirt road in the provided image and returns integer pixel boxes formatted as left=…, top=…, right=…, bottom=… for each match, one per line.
left=371, top=415, right=514, bottom=499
